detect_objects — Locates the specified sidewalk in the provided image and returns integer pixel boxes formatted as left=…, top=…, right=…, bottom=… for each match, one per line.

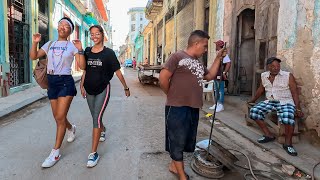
left=0, top=74, right=82, bottom=120
left=202, top=95, right=320, bottom=179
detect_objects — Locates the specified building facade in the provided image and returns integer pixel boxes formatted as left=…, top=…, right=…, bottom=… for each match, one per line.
left=0, top=0, right=108, bottom=97
left=209, top=0, right=320, bottom=136
left=145, top=0, right=206, bottom=65
left=142, top=22, right=154, bottom=65
left=127, top=7, right=149, bottom=59
left=104, top=9, right=114, bottom=48
left=144, top=0, right=320, bottom=136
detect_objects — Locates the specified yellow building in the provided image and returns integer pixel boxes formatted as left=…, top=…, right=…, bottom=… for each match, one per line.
left=142, top=22, right=154, bottom=65
left=144, top=0, right=215, bottom=65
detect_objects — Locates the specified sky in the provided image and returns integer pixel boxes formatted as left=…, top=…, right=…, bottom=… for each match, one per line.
left=108, top=0, right=148, bottom=50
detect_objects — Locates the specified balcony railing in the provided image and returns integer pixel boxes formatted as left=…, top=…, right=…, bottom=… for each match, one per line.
left=145, top=0, right=163, bottom=20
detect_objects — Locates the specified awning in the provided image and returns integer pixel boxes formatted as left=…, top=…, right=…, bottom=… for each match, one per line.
left=83, top=12, right=99, bottom=26
left=94, top=0, right=108, bottom=21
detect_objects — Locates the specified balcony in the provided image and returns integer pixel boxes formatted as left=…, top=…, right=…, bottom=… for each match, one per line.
left=70, top=0, right=87, bottom=14
left=145, top=0, right=163, bottom=20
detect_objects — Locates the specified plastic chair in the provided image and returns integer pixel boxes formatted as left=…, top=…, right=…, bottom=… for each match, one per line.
left=203, top=80, right=215, bottom=102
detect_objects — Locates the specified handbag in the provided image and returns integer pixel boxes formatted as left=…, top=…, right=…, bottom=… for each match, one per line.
left=33, top=41, right=53, bottom=89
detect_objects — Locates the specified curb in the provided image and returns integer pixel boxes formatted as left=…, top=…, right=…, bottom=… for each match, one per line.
left=0, top=78, right=81, bottom=121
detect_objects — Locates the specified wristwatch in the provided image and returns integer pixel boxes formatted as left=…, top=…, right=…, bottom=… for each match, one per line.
left=124, top=87, right=129, bottom=91
left=78, top=50, right=84, bottom=55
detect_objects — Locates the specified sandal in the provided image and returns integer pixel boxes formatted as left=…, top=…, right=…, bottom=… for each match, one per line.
left=257, top=136, right=275, bottom=143
left=283, top=144, right=298, bottom=156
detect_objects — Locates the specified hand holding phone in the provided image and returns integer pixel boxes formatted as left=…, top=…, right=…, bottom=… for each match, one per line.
left=217, top=43, right=227, bottom=59
left=222, top=42, right=227, bottom=57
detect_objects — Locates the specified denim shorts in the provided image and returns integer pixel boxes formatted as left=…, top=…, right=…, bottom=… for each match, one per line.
left=47, top=75, right=77, bottom=100
left=165, top=106, right=199, bottom=161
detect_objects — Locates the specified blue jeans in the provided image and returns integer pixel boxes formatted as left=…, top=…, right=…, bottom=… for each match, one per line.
left=214, top=80, right=225, bottom=104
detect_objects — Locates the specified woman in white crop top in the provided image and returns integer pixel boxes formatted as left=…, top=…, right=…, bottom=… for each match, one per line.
left=30, top=17, right=86, bottom=168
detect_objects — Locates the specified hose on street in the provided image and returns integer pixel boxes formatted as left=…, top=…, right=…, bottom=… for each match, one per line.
left=313, top=161, right=320, bottom=180
left=227, top=149, right=285, bottom=180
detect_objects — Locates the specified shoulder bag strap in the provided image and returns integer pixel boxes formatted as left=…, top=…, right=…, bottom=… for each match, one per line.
left=43, top=41, right=53, bottom=65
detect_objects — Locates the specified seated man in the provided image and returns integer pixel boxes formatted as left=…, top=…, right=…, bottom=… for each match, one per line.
left=248, top=57, right=303, bottom=156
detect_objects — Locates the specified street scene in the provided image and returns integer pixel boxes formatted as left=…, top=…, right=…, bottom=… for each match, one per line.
left=0, top=0, right=320, bottom=180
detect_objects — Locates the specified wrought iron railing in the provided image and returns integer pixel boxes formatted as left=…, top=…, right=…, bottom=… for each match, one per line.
left=7, top=0, right=30, bottom=87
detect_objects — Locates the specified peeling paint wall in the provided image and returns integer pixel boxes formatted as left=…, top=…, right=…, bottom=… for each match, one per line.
left=0, top=0, right=10, bottom=97
left=223, top=0, right=233, bottom=45
left=208, top=0, right=225, bottom=66
left=215, top=0, right=224, bottom=40
left=278, top=0, right=320, bottom=136
left=207, top=0, right=217, bottom=64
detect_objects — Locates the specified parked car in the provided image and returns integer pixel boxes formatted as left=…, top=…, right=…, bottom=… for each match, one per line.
left=124, top=59, right=133, bottom=67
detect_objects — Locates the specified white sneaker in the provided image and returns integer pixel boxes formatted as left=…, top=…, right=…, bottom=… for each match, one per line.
left=41, top=149, right=61, bottom=168
left=216, top=104, right=224, bottom=112
left=87, top=152, right=100, bottom=168
left=67, top=124, right=76, bottom=142
left=209, top=104, right=217, bottom=110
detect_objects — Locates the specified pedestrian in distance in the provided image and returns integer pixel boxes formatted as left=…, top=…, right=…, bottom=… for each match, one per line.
left=159, top=30, right=226, bottom=180
left=143, top=57, right=149, bottom=66
left=29, top=17, right=86, bottom=168
left=133, top=57, right=137, bottom=70
left=209, top=40, right=231, bottom=112
left=80, top=25, right=130, bottom=168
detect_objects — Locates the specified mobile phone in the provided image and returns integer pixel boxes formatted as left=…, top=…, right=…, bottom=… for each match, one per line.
left=223, top=42, right=227, bottom=49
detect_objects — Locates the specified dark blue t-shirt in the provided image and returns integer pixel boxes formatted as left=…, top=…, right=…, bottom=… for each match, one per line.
left=83, top=47, right=120, bottom=95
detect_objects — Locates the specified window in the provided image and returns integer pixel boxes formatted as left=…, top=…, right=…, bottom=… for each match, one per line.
left=131, top=24, right=136, bottom=32
left=140, top=13, right=143, bottom=21
left=131, top=14, right=136, bottom=21
left=75, top=25, right=80, bottom=39
left=38, top=0, right=48, bottom=15
left=140, top=24, right=143, bottom=30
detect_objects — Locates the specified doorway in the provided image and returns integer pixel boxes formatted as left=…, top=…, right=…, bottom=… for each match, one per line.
left=235, top=9, right=255, bottom=95
left=7, top=0, right=30, bottom=87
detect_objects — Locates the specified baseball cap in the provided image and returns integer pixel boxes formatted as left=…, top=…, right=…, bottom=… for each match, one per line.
left=215, top=40, right=224, bottom=47
left=266, top=57, right=281, bottom=65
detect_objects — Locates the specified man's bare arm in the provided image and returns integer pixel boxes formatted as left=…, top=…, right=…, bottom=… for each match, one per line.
left=224, top=62, right=231, bottom=73
left=248, top=79, right=265, bottom=103
left=289, top=74, right=303, bottom=114
left=159, top=69, right=173, bottom=95
left=204, top=49, right=225, bottom=80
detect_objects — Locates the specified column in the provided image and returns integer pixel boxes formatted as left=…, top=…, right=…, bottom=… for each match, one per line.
left=173, top=0, right=178, bottom=52
left=194, top=0, right=205, bottom=30
left=161, top=16, right=165, bottom=63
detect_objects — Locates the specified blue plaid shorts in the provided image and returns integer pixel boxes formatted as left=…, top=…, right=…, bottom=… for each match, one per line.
left=249, top=101, right=296, bottom=126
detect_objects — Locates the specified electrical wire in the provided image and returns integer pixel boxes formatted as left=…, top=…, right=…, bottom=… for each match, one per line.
left=227, top=149, right=286, bottom=180
left=312, top=161, right=320, bottom=180
left=197, top=145, right=286, bottom=180
left=227, top=149, right=258, bottom=180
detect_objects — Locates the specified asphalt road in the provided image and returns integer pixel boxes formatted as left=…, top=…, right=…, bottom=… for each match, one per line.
left=0, top=68, right=292, bottom=180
